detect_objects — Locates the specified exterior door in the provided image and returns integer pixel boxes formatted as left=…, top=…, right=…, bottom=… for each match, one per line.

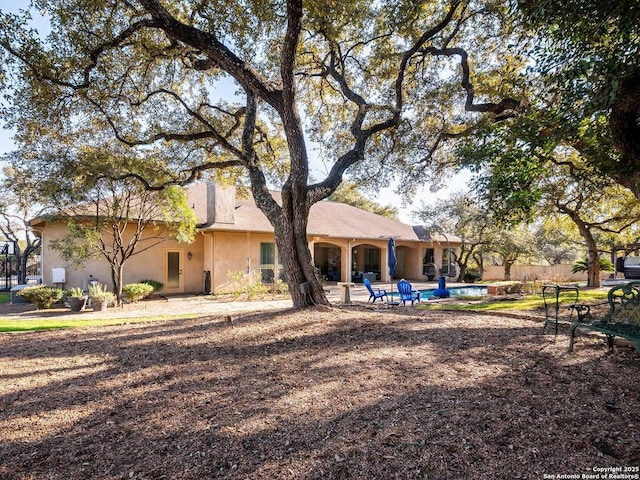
left=165, top=249, right=184, bottom=294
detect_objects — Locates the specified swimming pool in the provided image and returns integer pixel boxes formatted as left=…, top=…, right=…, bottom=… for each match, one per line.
left=390, top=285, right=487, bottom=300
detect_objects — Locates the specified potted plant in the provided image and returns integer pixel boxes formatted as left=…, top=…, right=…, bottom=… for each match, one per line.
left=89, top=283, right=116, bottom=312
left=65, top=287, right=87, bottom=312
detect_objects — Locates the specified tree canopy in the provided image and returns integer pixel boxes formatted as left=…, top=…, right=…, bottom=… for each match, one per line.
left=0, top=0, right=525, bottom=307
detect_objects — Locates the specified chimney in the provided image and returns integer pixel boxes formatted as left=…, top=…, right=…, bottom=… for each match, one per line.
left=209, top=183, right=236, bottom=224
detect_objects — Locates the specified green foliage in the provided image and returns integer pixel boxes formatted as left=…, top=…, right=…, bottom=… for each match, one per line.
left=64, top=287, right=85, bottom=299
left=224, top=271, right=271, bottom=299
left=0, top=314, right=198, bottom=333
left=88, top=283, right=116, bottom=305
left=328, top=182, right=398, bottom=219
left=18, top=285, right=64, bottom=309
left=572, top=257, right=614, bottom=274
left=122, top=283, right=154, bottom=303
left=462, top=269, right=481, bottom=283
left=140, top=279, right=164, bottom=293
left=273, top=278, right=289, bottom=295
left=0, top=0, right=531, bottom=307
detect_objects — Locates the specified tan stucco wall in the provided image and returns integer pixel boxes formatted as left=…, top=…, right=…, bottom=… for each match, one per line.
left=39, top=222, right=204, bottom=293
left=38, top=220, right=462, bottom=294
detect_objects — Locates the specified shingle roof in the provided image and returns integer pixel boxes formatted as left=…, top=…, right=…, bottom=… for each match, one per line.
left=201, top=190, right=461, bottom=243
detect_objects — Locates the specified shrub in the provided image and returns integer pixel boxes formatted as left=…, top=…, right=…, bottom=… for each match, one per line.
left=122, top=283, right=154, bottom=303
left=18, top=285, right=64, bottom=309
left=273, top=278, right=289, bottom=294
left=463, top=269, right=481, bottom=283
left=572, top=257, right=614, bottom=274
left=64, top=287, right=86, bottom=299
left=140, top=279, right=163, bottom=293
left=224, top=271, right=271, bottom=299
left=88, top=284, right=117, bottom=305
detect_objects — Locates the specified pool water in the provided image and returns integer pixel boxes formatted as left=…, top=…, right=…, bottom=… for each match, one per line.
left=390, top=285, right=487, bottom=300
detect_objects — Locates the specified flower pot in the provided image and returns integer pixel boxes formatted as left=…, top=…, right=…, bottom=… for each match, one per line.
left=68, top=297, right=87, bottom=312
left=93, top=300, right=108, bottom=312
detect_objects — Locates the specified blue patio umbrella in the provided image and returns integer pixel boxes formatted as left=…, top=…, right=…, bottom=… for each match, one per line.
left=388, top=238, right=397, bottom=302
left=388, top=237, right=397, bottom=278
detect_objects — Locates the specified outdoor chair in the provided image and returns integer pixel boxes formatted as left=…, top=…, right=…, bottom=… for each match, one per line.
left=397, top=279, right=421, bottom=305
left=364, top=278, right=388, bottom=303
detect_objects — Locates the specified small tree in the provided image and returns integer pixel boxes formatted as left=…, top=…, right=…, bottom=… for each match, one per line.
left=416, top=191, right=495, bottom=282
left=486, top=224, right=536, bottom=281
left=46, top=157, right=197, bottom=304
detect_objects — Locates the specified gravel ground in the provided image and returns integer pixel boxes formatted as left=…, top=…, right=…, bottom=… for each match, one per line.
left=1, top=303, right=638, bottom=479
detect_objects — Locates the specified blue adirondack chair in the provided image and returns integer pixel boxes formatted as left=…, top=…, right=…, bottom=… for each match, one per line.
left=364, top=278, right=388, bottom=303
left=397, top=279, right=420, bottom=305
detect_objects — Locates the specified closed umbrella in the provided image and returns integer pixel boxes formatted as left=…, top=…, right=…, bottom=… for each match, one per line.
left=388, top=237, right=397, bottom=302
left=388, top=237, right=397, bottom=278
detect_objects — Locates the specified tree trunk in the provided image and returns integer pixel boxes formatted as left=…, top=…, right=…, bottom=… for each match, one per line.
left=14, top=246, right=26, bottom=285
left=586, top=244, right=601, bottom=288
left=275, top=191, right=328, bottom=308
left=457, top=263, right=467, bottom=283
left=110, top=262, right=125, bottom=305
left=504, top=261, right=512, bottom=281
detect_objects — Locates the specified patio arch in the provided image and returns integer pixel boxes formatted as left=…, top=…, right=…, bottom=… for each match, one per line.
left=313, top=241, right=343, bottom=282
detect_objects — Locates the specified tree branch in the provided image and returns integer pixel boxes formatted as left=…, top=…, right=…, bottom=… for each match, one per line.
left=138, top=0, right=283, bottom=110
left=422, top=46, right=524, bottom=116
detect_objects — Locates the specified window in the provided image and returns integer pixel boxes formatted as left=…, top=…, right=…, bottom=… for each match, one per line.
left=260, top=243, right=284, bottom=283
left=423, top=248, right=436, bottom=276
left=441, top=248, right=457, bottom=275
left=423, top=248, right=435, bottom=264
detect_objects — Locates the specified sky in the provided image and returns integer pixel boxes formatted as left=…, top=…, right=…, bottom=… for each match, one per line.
left=0, top=1, right=470, bottom=225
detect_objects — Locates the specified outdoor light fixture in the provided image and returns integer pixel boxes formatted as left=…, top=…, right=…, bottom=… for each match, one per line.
left=187, top=252, right=193, bottom=260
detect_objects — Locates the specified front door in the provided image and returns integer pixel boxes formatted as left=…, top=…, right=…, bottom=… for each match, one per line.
left=165, top=249, right=184, bottom=294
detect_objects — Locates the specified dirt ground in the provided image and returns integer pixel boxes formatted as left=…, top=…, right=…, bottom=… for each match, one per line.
left=1, top=304, right=638, bottom=479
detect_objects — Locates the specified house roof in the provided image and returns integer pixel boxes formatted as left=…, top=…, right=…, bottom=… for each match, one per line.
left=201, top=189, right=462, bottom=244
left=29, top=182, right=462, bottom=245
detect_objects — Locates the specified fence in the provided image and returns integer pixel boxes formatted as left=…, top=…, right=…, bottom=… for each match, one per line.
left=0, top=254, right=42, bottom=291
left=481, top=264, right=610, bottom=283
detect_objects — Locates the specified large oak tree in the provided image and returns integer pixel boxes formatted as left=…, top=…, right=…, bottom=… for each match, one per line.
left=0, top=0, right=523, bottom=307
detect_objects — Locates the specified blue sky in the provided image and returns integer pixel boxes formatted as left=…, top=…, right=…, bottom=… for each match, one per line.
left=0, top=1, right=467, bottom=224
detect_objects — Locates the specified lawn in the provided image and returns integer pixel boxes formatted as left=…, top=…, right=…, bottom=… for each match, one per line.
left=419, top=289, right=609, bottom=313
left=1, top=305, right=638, bottom=479
left=0, top=313, right=198, bottom=332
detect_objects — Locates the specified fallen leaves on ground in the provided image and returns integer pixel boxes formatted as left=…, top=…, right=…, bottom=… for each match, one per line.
left=0, top=305, right=638, bottom=479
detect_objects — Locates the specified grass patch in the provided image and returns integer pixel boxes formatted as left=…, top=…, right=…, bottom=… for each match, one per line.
left=418, top=289, right=609, bottom=313
left=0, top=292, right=10, bottom=304
left=0, top=313, right=199, bottom=333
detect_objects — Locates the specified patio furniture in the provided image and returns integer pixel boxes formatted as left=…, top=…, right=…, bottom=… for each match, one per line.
left=568, top=281, right=640, bottom=354
left=397, top=279, right=420, bottom=305
left=364, top=278, right=388, bottom=303
left=542, top=284, right=579, bottom=336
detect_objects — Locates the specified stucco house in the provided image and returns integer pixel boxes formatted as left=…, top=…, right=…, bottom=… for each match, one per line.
left=30, top=183, right=462, bottom=294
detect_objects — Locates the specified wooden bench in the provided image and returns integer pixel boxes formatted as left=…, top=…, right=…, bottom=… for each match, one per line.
left=568, top=282, right=640, bottom=354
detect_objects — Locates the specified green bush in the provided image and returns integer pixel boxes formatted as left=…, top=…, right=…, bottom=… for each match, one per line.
left=463, top=269, right=481, bottom=283
left=122, top=283, right=155, bottom=303
left=18, top=285, right=64, bottom=309
left=224, top=271, right=271, bottom=299
left=572, top=257, right=614, bottom=274
left=64, top=287, right=86, bottom=299
left=140, top=279, right=163, bottom=293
